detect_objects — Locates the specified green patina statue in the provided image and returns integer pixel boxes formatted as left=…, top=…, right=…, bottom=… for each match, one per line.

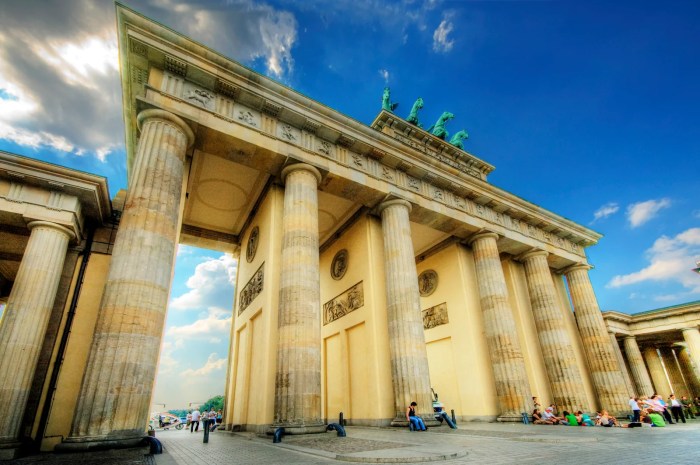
left=382, top=87, right=399, bottom=112
left=427, top=112, right=454, bottom=140
left=449, top=130, right=469, bottom=149
left=406, top=97, right=424, bottom=127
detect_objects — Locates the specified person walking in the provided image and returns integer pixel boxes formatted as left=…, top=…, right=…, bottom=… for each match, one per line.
left=191, top=408, right=201, bottom=432
left=669, top=394, right=686, bottom=423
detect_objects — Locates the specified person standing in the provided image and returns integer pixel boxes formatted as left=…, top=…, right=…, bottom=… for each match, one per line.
left=191, top=408, right=201, bottom=432
left=680, top=396, right=695, bottom=419
left=629, top=396, right=641, bottom=423
left=668, top=394, right=686, bottom=423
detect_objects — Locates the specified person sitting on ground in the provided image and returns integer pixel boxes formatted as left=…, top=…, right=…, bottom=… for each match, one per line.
left=595, top=410, right=620, bottom=427
left=579, top=411, right=595, bottom=426
left=563, top=410, right=578, bottom=426
left=647, top=409, right=666, bottom=427
left=574, top=411, right=584, bottom=425
left=532, top=408, right=553, bottom=425
left=541, top=407, right=562, bottom=424
left=406, top=401, right=427, bottom=431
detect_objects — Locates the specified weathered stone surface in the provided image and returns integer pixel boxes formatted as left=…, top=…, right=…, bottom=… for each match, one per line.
left=623, top=336, right=655, bottom=397
left=609, top=331, right=636, bottom=397
left=273, top=164, right=324, bottom=432
left=378, top=199, right=433, bottom=424
left=642, top=346, right=670, bottom=395
left=470, top=232, right=531, bottom=420
left=0, top=222, right=73, bottom=448
left=564, top=265, right=628, bottom=414
left=520, top=250, right=589, bottom=413
left=659, top=347, right=688, bottom=397
left=63, top=109, right=193, bottom=446
left=677, top=347, right=700, bottom=398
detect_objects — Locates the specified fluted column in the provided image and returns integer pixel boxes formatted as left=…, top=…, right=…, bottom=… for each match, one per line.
left=520, top=250, right=589, bottom=412
left=623, top=336, right=655, bottom=396
left=470, top=232, right=531, bottom=420
left=0, top=222, right=74, bottom=450
left=272, top=164, right=324, bottom=433
left=677, top=348, right=700, bottom=398
left=62, top=110, right=194, bottom=448
left=378, top=199, right=433, bottom=425
left=609, top=330, right=636, bottom=397
left=642, top=346, right=670, bottom=395
left=564, top=264, right=628, bottom=414
left=682, top=327, right=700, bottom=386
left=659, top=347, right=688, bottom=397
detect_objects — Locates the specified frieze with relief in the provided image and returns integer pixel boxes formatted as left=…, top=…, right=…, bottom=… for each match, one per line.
left=239, top=263, right=264, bottom=315
left=423, top=303, right=449, bottom=329
left=323, top=281, right=364, bottom=325
left=183, top=82, right=215, bottom=111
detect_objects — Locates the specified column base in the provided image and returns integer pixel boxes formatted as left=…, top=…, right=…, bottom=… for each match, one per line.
left=55, top=436, right=145, bottom=452
left=0, top=441, right=21, bottom=460
left=267, top=423, right=327, bottom=435
left=497, top=414, right=527, bottom=423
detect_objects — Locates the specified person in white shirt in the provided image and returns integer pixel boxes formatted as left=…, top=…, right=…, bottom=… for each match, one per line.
left=629, top=396, right=641, bottom=423
left=668, top=394, right=686, bottom=423
left=190, top=409, right=201, bottom=432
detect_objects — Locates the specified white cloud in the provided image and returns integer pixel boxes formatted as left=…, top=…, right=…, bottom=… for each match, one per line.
left=608, top=227, right=700, bottom=295
left=379, top=69, right=390, bottom=83
left=170, top=254, right=237, bottom=311
left=166, top=308, right=232, bottom=344
left=592, top=202, right=619, bottom=223
left=157, top=341, right=180, bottom=375
left=181, top=353, right=227, bottom=377
left=432, top=16, right=455, bottom=53
left=626, top=198, right=671, bottom=228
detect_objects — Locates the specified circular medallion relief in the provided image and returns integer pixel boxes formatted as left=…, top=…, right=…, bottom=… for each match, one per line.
left=418, top=270, right=438, bottom=296
left=246, top=226, right=259, bottom=263
left=331, top=249, right=348, bottom=280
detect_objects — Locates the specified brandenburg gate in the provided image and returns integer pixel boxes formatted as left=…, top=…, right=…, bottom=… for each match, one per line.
left=1, top=4, right=698, bottom=459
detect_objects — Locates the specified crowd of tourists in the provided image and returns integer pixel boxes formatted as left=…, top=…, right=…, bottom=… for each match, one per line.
left=185, top=408, right=223, bottom=432
left=530, top=394, right=700, bottom=428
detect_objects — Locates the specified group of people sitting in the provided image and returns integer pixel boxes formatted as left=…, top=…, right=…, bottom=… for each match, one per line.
left=530, top=393, right=699, bottom=428
left=531, top=406, right=620, bottom=427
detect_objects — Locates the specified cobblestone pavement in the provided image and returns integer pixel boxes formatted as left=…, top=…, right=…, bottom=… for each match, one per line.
left=5, top=421, right=700, bottom=465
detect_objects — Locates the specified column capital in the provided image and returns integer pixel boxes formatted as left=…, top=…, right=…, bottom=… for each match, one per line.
left=27, top=220, right=76, bottom=241
left=623, top=335, right=638, bottom=341
left=682, top=327, right=699, bottom=333
left=517, top=249, right=549, bottom=263
left=281, top=163, right=322, bottom=185
left=467, top=231, right=499, bottom=246
left=137, top=109, right=195, bottom=148
left=561, top=262, right=592, bottom=275
left=377, top=198, right=412, bottom=215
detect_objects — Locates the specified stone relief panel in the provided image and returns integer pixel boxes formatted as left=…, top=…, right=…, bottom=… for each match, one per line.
left=183, top=82, right=216, bottom=111
left=317, top=140, right=333, bottom=157
left=277, top=123, right=300, bottom=143
left=246, top=226, right=259, bottom=263
left=234, top=104, right=261, bottom=128
left=418, top=269, right=438, bottom=297
left=323, top=281, right=364, bottom=325
left=423, top=303, right=449, bottom=330
left=239, top=262, right=264, bottom=315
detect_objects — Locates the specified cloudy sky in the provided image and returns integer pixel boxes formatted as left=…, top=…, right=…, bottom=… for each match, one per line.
left=1, top=0, right=699, bottom=409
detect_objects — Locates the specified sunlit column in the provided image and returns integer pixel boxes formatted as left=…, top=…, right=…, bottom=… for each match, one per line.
left=471, top=232, right=531, bottom=420
left=677, top=347, right=700, bottom=398
left=642, top=346, right=671, bottom=395
left=564, top=264, right=628, bottom=414
left=520, top=250, right=589, bottom=412
left=272, top=164, right=325, bottom=433
left=659, top=347, right=689, bottom=397
left=623, top=336, right=655, bottom=396
left=0, top=222, right=73, bottom=451
left=609, top=330, right=636, bottom=396
left=63, top=109, right=194, bottom=448
left=379, top=199, right=434, bottom=425
left=681, top=327, right=700, bottom=385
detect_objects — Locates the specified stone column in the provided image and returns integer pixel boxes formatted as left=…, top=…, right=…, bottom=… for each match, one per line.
left=0, top=222, right=74, bottom=454
left=564, top=265, right=628, bottom=414
left=62, top=110, right=194, bottom=449
left=623, top=336, right=655, bottom=396
left=470, top=232, right=531, bottom=420
left=642, top=346, right=670, bottom=395
left=677, top=348, right=700, bottom=398
left=272, top=164, right=325, bottom=434
left=659, top=347, right=688, bottom=397
left=378, top=199, right=434, bottom=425
left=520, top=250, right=589, bottom=413
left=609, top=331, right=636, bottom=397
left=682, top=327, right=700, bottom=385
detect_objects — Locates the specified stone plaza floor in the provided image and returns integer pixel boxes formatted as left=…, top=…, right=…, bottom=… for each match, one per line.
left=6, top=421, right=700, bottom=464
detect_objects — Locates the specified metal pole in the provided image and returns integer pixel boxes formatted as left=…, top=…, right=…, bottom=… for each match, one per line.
left=203, top=419, right=209, bottom=443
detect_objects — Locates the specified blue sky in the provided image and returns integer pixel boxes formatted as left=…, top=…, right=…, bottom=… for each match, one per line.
left=1, top=0, right=698, bottom=408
